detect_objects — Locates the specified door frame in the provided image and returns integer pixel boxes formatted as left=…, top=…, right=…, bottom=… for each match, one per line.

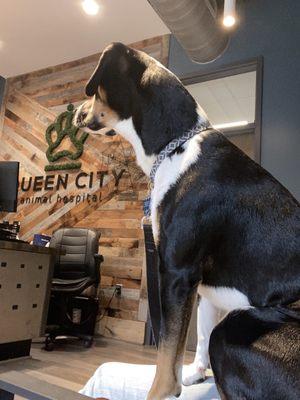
left=180, top=57, right=264, bottom=163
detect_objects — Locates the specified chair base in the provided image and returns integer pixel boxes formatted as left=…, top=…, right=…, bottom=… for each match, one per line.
left=45, top=295, right=99, bottom=351
left=44, top=333, right=94, bottom=351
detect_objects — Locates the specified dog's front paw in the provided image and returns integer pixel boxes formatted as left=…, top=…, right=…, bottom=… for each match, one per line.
left=147, top=381, right=181, bottom=400
left=182, top=363, right=206, bottom=386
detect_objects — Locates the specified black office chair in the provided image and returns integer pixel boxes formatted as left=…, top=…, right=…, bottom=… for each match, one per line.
left=45, top=228, right=103, bottom=350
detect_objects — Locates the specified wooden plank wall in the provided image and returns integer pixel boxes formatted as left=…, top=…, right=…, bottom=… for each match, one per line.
left=0, top=35, right=170, bottom=344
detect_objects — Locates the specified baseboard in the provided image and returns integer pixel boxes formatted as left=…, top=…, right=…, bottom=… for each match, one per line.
left=0, top=340, right=32, bottom=362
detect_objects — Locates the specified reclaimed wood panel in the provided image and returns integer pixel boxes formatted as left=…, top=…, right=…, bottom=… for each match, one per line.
left=98, top=317, right=146, bottom=345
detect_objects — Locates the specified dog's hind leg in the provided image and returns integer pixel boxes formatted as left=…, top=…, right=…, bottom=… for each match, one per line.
left=209, top=307, right=300, bottom=400
left=147, top=268, right=198, bottom=400
left=182, top=296, right=220, bottom=386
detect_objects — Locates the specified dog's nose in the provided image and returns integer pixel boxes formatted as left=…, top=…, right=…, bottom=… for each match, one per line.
left=105, top=129, right=116, bottom=137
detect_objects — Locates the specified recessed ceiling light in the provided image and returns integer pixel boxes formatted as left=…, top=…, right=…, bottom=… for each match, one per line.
left=82, top=0, right=100, bottom=16
left=223, top=0, right=237, bottom=28
left=223, top=15, right=236, bottom=28
left=213, top=121, right=248, bottom=130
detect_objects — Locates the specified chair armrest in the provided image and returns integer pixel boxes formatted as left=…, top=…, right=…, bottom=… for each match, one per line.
left=94, top=253, right=104, bottom=263
left=93, top=254, right=103, bottom=285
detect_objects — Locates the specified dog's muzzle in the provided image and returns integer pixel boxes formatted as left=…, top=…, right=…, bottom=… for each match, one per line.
left=74, top=108, right=88, bottom=128
left=75, top=110, right=88, bottom=127
left=74, top=108, right=116, bottom=136
left=74, top=109, right=104, bottom=131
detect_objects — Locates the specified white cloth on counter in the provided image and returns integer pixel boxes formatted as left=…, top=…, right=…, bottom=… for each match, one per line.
left=79, top=362, right=220, bottom=400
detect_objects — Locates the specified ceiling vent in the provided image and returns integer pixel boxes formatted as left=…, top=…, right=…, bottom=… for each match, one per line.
left=148, top=0, right=230, bottom=63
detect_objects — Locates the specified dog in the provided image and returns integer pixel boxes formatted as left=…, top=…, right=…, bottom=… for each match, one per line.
left=74, top=42, right=300, bottom=400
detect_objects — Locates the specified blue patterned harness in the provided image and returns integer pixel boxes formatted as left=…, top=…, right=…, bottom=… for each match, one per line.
left=143, top=117, right=209, bottom=217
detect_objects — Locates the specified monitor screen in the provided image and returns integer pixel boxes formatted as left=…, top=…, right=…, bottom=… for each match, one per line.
left=0, top=161, right=19, bottom=212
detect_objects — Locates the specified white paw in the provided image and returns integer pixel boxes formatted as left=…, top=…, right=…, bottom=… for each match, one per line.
left=182, top=363, right=206, bottom=386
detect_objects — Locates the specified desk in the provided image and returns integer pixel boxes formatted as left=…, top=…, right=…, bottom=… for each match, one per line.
left=0, top=357, right=92, bottom=400
left=0, top=241, right=56, bottom=255
left=0, top=241, right=55, bottom=361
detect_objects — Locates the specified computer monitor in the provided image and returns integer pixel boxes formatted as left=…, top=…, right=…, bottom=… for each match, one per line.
left=0, top=161, right=19, bottom=212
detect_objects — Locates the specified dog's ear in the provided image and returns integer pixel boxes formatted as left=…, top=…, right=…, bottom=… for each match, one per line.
left=85, top=62, right=101, bottom=97
left=85, top=42, right=131, bottom=97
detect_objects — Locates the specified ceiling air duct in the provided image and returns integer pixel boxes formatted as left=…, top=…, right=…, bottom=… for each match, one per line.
left=148, top=0, right=230, bottom=63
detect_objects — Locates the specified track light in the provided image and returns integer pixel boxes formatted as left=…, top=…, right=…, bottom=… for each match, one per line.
left=223, top=0, right=237, bottom=28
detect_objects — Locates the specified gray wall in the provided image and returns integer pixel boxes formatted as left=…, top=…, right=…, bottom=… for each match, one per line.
left=168, top=0, right=300, bottom=200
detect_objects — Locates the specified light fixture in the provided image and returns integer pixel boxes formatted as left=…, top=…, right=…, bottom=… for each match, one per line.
left=213, top=121, right=248, bottom=130
left=82, top=0, right=100, bottom=16
left=223, top=0, right=236, bottom=28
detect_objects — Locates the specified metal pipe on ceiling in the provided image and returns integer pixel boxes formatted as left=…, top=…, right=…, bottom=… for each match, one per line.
left=148, top=0, right=230, bottom=63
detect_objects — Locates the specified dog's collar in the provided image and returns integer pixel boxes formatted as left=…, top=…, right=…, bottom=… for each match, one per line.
left=143, top=116, right=209, bottom=218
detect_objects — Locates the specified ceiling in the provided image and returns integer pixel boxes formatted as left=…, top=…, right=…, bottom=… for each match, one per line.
left=0, top=0, right=169, bottom=78
left=186, top=71, right=256, bottom=125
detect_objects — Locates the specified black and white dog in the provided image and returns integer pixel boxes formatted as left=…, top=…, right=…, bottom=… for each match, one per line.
left=74, top=43, right=300, bottom=400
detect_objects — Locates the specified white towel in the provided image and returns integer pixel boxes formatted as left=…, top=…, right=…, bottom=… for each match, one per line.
left=79, top=362, right=220, bottom=400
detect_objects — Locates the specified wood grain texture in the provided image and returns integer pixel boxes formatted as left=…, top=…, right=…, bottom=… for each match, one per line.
left=98, top=316, right=146, bottom=344
left=24, top=337, right=195, bottom=397
left=0, top=35, right=170, bottom=343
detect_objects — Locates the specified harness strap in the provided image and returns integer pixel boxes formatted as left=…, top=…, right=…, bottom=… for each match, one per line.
left=143, top=117, right=209, bottom=218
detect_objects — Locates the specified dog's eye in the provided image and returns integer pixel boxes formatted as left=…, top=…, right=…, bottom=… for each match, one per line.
left=100, top=112, right=105, bottom=117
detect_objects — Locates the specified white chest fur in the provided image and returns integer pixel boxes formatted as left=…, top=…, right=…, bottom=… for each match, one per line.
left=114, top=118, right=155, bottom=176
left=114, top=117, right=205, bottom=243
left=151, top=134, right=204, bottom=242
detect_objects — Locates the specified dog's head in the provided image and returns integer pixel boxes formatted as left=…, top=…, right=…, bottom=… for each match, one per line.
left=74, top=42, right=204, bottom=170
left=75, top=42, right=146, bottom=134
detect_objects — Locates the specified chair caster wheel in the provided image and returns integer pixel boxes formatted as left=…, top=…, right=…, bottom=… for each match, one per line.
left=44, top=336, right=55, bottom=351
left=83, top=338, right=93, bottom=348
left=45, top=342, right=55, bottom=351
